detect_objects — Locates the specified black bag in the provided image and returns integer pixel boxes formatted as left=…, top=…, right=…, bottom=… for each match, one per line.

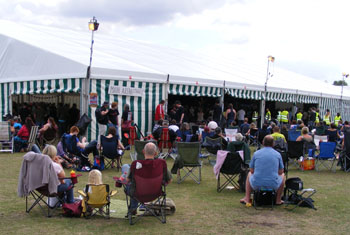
left=286, top=177, right=303, bottom=191
left=95, top=108, right=103, bottom=123
left=76, top=113, right=92, bottom=135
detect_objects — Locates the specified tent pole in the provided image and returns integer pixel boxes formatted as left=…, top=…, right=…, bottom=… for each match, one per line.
left=165, top=74, right=169, bottom=117
left=220, top=81, right=225, bottom=113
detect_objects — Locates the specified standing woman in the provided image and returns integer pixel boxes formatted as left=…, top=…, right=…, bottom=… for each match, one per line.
left=225, top=103, right=236, bottom=128
left=121, top=104, right=133, bottom=147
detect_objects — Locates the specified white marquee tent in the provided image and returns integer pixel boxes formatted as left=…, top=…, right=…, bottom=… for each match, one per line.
left=0, top=20, right=349, bottom=139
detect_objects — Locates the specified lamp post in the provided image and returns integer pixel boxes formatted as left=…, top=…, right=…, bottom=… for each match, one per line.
left=81, top=16, right=99, bottom=116
left=260, top=55, right=275, bottom=128
left=341, top=72, right=349, bottom=113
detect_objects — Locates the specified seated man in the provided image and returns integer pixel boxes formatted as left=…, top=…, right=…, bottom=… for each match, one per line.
left=212, top=127, right=228, bottom=150
left=152, top=120, right=177, bottom=143
left=123, top=142, right=172, bottom=214
left=240, top=135, right=285, bottom=205
left=271, top=126, right=286, bottom=142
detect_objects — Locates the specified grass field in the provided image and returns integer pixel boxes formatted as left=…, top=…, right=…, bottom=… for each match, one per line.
left=1, top=151, right=350, bottom=235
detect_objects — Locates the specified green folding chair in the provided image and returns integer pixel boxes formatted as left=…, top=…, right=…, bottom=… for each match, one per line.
left=176, top=142, right=201, bottom=184
left=131, top=140, right=157, bottom=161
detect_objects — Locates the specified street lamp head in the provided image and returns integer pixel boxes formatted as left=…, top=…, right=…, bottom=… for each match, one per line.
left=342, top=72, right=349, bottom=78
left=89, top=16, right=99, bottom=31
left=268, top=55, right=275, bottom=62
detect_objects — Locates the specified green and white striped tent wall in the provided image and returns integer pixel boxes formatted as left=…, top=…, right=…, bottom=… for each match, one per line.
left=87, top=79, right=165, bottom=141
left=319, top=97, right=350, bottom=121
left=0, top=78, right=81, bottom=120
left=168, top=83, right=222, bottom=97
left=225, top=88, right=319, bottom=104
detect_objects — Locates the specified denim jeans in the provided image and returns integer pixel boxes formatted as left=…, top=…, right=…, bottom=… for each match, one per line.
left=122, top=164, right=138, bottom=210
left=31, top=144, right=41, bottom=154
left=57, top=179, right=74, bottom=203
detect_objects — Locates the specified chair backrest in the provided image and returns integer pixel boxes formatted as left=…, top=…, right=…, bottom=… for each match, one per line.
left=288, top=130, right=301, bottom=141
left=344, top=127, right=350, bottom=155
left=318, top=142, right=336, bottom=159
left=177, top=142, right=201, bottom=165
left=85, top=184, right=109, bottom=207
left=227, top=141, right=251, bottom=164
left=43, top=127, right=58, bottom=141
left=273, top=138, right=287, bottom=152
left=313, top=135, right=328, bottom=148
left=0, top=122, right=11, bottom=141
left=159, top=128, right=172, bottom=149
left=203, top=137, right=222, bottom=154
left=201, top=131, right=214, bottom=143
left=287, top=141, right=304, bottom=159
left=27, top=126, right=39, bottom=150
left=220, top=152, right=243, bottom=174
left=134, top=140, right=157, bottom=160
left=225, top=128, right=238, bottom=142
left=185, top=134, right=193, bottom=142
left=131, top=159, right=166, bottom=203
left=62, top=133, right=80, bottom=155
left=100, top=135, right=118, bottom=159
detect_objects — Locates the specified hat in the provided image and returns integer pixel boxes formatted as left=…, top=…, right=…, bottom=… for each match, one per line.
left=208, top=121, right=218, bottom=131
left=103, top=101, right=109, bottom=106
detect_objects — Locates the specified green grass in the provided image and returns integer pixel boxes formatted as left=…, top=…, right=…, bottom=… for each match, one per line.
left=1, top=152, right=350, bottom=235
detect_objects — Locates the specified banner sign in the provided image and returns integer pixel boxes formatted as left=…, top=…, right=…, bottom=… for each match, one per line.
left=89, top=93, right=98, bottom=107
left=108, top=85, right=145, bottom=97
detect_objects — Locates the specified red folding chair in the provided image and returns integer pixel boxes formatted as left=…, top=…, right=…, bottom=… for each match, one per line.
left=158, top=128, right=174, bottom=159
left=126, top=159, right=167, bottom=225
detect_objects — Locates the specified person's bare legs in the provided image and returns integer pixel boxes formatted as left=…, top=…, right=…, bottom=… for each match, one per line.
left=240, top=172, right=252, bottom=204
left=276, top=173, right=285, bottom=204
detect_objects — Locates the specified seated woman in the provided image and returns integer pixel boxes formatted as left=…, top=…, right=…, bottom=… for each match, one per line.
left=100, top=126, right=125, bottom=169
left=296, top=127, right=315, bottom=155
left=178, top=122, right=191, bottom=142
left=14, top=117, right=35, bottom=152
left=67, top=126, right=99, bottom=169
left=326, top=123, right=340, bottom=142
left=43, top=145, right=74, bottom=203
left=245, top=122, right=259, bottom=141
left=39, top=117, right=58, bottom=144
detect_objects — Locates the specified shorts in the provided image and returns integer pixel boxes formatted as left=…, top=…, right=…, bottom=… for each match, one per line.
left=249, top=175, right=283, bottom=191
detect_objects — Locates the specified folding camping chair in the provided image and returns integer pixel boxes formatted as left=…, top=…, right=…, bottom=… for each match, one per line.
left=158, top=128, right=175, bottom=160
left=125, top=159, right=167, bottom=225
left=130, top=140, right=157, bottom=161
left=176, top=142, right=202, bottom=184
left=100, top=135, right=123, bottom=170
left=225, top=128, right=238, bottom=142
left=216, top=151, right=244, bottom=192
left=61, top=133, right=90, bottom=168
left=288, top=130, right=301, bottom=141
left=202, top=137, right=222, bottom=165
left=19, top=153, right=78, bottom=217
left=78, top=184, right=117, bottom=219
left=284, top=177, right=317, bottom=211
left=273, top=138, right=289, bottom=177
left=227, top=141, right=251, bottom=165
left=0, top=121, right=14, bottom=153
left=315, top=142, right=337, bottom=172
left=313, top=135, right=328, bottom=149
left=27, top=125, right=39, bottom=151
left=287, top=141, right=304, bottom=170
left=340, top=127, right=350, bottom=172
left=247, top=129, right=259, bottom=150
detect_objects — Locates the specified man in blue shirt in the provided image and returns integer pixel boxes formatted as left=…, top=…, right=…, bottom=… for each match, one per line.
left=240, top=135, right=285, bottom=205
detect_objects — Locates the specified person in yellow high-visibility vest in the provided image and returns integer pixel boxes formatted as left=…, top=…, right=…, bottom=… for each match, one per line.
left=252, top=111, right=258, bottom=123
left=296, top=111, right=303, bottom=122
left=281, top=109, right=289, bottom=124
left=277, top=110, right=282, bottom=124
left=265, top=108, right=271, bottom=122
left=315, top=109, right=320, bottom=124
left=323, top=109, right=331, bottom=126
left=334, top=113, right=342, bottom=127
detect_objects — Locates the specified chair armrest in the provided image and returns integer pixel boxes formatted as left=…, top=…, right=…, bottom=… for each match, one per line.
left=77, top=190, right=86, bottom=197
left=110, top=190, right=118, bottom=197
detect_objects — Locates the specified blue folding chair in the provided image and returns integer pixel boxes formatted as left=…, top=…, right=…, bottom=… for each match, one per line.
left=288, top=130, right=301, bottom=141
left=315, top=142, right=337, bottom=172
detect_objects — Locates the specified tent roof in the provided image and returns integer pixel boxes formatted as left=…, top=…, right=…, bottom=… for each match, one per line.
left=0, top=20, right=348, bottom=99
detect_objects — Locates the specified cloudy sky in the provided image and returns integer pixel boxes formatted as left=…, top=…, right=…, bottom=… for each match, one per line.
left=0, top=0, right=349, bottom=83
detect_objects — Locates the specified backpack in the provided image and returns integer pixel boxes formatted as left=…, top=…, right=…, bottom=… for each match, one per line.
left=62, top=200, right=82, bottom=217
left=95, top=107, right=106, bottom=124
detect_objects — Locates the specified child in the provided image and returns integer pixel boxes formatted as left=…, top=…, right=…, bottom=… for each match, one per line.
left=88, top=169, right=103, bottom=185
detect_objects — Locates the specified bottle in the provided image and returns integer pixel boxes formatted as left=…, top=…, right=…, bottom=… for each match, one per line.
left=70, top=170, right=76, bottom=178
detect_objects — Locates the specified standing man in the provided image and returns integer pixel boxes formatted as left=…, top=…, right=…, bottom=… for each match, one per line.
left=95, top=101, right=109, bottom=141
left=252, top=110, right=258, bottom=124
left=265, top=108, right=271, bottom=123
left=281, top=108, right=289, bottom=125
left=155, top=100, right=165, bottom=123
left=240, top=135, right=285, bottom=205
left=334, top=112, right=342, bottom=127
left=296, top=110, right=303, bottom=122
left=308, top=107, right=316, bottom=130
left=108, top=102, right=120, bottom=137
left=237, top=107, right=246, bottom=127
left=175, top=100, right=185, bottom=125
left=212, top=100, right=222, bottom=126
